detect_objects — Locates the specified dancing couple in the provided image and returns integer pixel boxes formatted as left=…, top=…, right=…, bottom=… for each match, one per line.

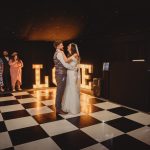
left=53, top=40, right=80, bottom=115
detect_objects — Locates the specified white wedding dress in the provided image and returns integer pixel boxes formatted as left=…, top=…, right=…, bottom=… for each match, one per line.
left=62, top=57, right=80, bottom=114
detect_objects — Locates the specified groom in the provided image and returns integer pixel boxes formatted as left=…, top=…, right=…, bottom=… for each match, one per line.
left=53, top=40, right=73, bottom=114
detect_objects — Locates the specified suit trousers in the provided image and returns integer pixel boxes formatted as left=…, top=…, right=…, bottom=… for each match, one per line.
left=55, top=73, right=66, bottom=111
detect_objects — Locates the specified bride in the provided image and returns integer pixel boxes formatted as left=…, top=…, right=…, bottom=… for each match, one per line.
left=61, top=43, right=80, bottom=114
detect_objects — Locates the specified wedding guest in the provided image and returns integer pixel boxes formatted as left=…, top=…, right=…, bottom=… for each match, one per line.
left=9, top=52, right=23, bottom=91
left=0, top=58, right=4, bottom=92
left=1, top=50, right=11, bottom=91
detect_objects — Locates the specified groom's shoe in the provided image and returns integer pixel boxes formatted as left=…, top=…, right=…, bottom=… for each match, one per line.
left=56, top=110, right=68, bottom=115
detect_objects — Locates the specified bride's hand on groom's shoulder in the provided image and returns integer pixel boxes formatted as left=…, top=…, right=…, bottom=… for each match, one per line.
left=73, top=53, right=79, bottom=59
left=60, top=51, right=65, bottom=55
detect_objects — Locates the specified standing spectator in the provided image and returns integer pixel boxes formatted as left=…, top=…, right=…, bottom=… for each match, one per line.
left=9, top=52, right=23, bottom=91
left=0, top=58, right=4, bottom=92
left=1, top=50, right=11, bottom=91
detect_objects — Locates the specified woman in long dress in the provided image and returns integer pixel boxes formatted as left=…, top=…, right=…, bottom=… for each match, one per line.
left=61, top=43, right=80, bottom=114
left=9, top=52, right=23, bottom=91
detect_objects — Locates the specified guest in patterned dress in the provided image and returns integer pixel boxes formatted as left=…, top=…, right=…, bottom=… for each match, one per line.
left=1, top=50, right=11, bottom=91
left=0, top=58, right=4, bottom=92
left=9, top=52, right=23, bottom=92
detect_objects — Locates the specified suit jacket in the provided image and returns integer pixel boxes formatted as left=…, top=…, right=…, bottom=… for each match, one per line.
left=1, top=56, right=10, bottom=74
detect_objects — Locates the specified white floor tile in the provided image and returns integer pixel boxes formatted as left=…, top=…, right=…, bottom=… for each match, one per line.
left=94, top=102, right=120, bottom=110
left=27, top=106, right=53, bottom=116
left=125, top=112, right=150, bottom=125
left=0, top=113, right=3, bottom=121
left=18, top=98, right=37, bottom=104
left=89, top=110, right=121, bottom=122
left=81, top=123, right=123, bottom=142
left=0, top=96, right=16, bottom=102
left=5, top=116, right=38, bottom=131
left=14, top=137, right=61, bottom=150
left=81, top=143, right=109, bottom=150
left=41, top=120, right=78, bottom=136
left=41, top=100, right=55, bottom=106
left=60, top=112, right=85, bottom=119
left=127, top=126, right=150, bottom=145
left=12, top=92, right=29, bottom=96
left=0, top=132, right=12, bottom=149
left=0, top=104, right=24, bottom=113
left=31, top=90, right=52, bottom=97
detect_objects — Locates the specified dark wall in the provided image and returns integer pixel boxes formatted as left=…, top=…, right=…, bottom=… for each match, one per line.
left=109, top=62, right=150, bottom=112
left=107, top=33, right=150, bottom=112
left=111, top=32, right=150, bottom=62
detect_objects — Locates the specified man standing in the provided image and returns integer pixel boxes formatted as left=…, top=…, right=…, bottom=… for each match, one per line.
left=1, top=50, right=11, bottom=91
left=53, top=40, right=73, bottom=114
left=0, top=58, right=4, bottom=92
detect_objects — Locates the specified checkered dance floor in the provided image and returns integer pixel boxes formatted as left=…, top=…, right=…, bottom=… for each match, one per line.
left=0, top=88, right=150, bottom=150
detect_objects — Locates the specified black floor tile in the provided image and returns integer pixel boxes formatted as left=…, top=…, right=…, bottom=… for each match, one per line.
left=52, top=130, right=98, bottom=150
left=15, top=95, right=34, bottom=99
left=0, top=93, right=13, bottom=97
left=0, top=121, right=7, bottom=132
left=102, top=134, right=150, bottom=150
left=2, top=110, right=30, bottom=120
left=33, top=112, right=63, bottom=124
left=2, top=147, right=14, bottom=150
left=48, top=105, right=56, bottom=111
left=22, top=102, right=45, bottom=109
left=109, top=107, right=137, bottom=116
left=9, top=125, right=49, bottom=146
left=0, top=100, right=19, bottom=106
left=106, top=117, right=144, bottom=133
left=80, top=104, right=104, bottom=114
left=67, top=115, right=101, bottom=128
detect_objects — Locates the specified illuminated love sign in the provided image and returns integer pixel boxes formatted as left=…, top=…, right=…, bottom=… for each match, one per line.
left=80, top=64, right=93, bottom=90
left=32, top=64, right=49, bottom=88
left=33, top=64, right=93, bottom=90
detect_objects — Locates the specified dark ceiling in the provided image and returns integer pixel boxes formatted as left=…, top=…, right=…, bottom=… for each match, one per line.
left=0, top=0, right=150, bottom=41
